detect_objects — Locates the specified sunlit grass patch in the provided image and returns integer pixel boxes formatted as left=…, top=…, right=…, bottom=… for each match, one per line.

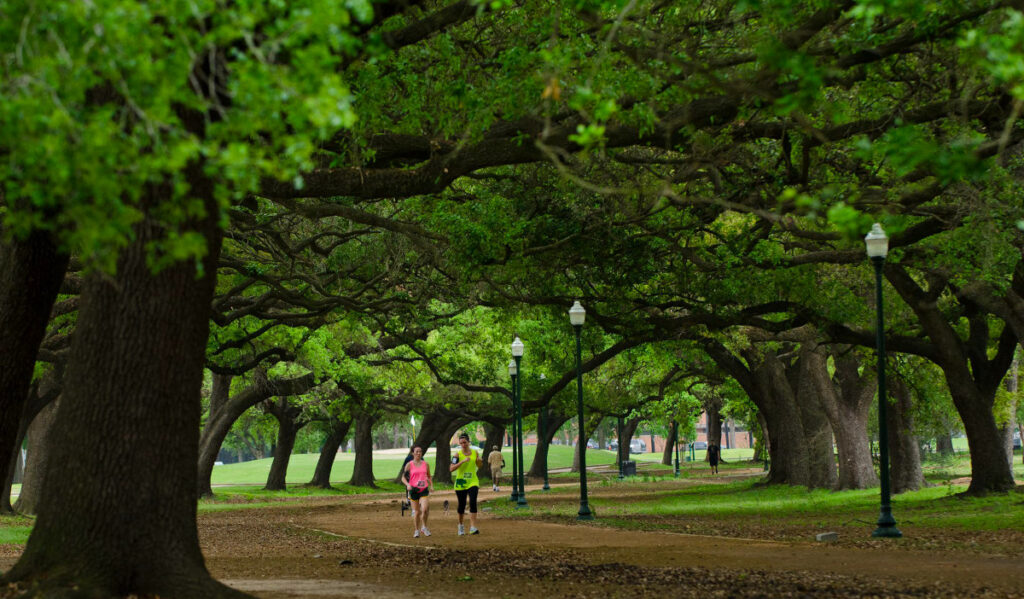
left=0, top=525, right=32, bottom=545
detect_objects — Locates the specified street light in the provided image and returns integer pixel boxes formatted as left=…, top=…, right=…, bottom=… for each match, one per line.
left=511, top=337, right=528, bottom=508
left=569, top=301, right=594, bottom=520
left=539, top=374, right=550, bottom=491
left=508, top=359, right=518, bottom=503
left=865, top=223, right=901, bottom=538
left=617, top=416, right=625, bottom=480
left=673, top=421, right=680, bottom=477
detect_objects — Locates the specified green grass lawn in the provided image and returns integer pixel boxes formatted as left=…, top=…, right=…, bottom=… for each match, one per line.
left=490, top=473, right=1024, bottom=541
left=0, top=525, right=31, bottom=545
left=210, top=444, right=636, bottom=486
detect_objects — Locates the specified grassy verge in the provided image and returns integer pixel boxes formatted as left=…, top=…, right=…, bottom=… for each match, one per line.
left=209, top=444, right=633, bottom=486
left=489, top=466, right=1024, bottom=556
left=199, top=480, right=409, bottom=512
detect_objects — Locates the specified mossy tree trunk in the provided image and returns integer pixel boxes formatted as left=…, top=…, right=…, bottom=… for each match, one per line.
left=811, top=345, right=878, bottom=490
left=432, top=419, right=469, bottom=485
left=888, top=377, right=927, bottom=493
left=0, top=230, right=68, bottom=514
left=2, top=367, right=62, bottom=514
left=12, top=396, right=60, bottom=515
left=307, top=417, right=351, bottom=489
left=479, top=421, right=506, bottom=480
left=2, top=175, right=251, bottom=598
left=197, top=373, right=317, bottom=497
left=527, top=411, right=570, bottom=478
left=661, top=421, right=678, bottom=466
left=887, top=266, right=1017, bottom=494
left=793, top=349, right=838, bottom=489
left=263, top=397, right=307, bottom=491
left=349, top=414, right=378, bottom=488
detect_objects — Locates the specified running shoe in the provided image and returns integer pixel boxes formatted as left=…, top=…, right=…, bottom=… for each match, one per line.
left=413, top=530, right=420, bottom=538
left=421, top=526, right=431, bottom=537
left=458, top=524, right=465, bottom=536
left=469, top=527, right=480, bottom=535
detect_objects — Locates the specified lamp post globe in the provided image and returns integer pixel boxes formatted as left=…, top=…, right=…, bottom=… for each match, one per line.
left=865, top=223, right=901, bottom=538
left=569, top=301, right=593, bottom=520
left=507, top=358, right=518, bottom=503
left=511, top=338, right=527, bottom=508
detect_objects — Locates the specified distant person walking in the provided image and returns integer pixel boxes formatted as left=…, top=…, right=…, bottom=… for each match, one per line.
left=487, top=445, right=504, bottom=492
left=402, top=446, right=433, bottom=538
left=450, top=432, right=482, bottom=535
left=707, top=443, right=720, bottom=475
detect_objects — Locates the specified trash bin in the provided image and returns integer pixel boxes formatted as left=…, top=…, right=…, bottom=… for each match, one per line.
left=621, top=460, right=637, bottom=476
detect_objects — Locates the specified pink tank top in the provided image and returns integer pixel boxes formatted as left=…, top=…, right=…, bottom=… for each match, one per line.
left=407, top=460, right=429, bottom=490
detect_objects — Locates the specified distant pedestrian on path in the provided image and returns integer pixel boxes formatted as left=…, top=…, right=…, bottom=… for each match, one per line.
left=487, top=445, right=504, bottom=492
left=450, top=432, right=482, bottom=535
left=402, top=446, right=433, bottom=538
left=707, top=443, right=720, bottom=475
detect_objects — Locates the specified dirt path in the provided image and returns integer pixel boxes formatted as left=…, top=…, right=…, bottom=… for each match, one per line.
left=300, top=485, right=1024, bottom=590
left=3, top=480, right=1022, bottom=598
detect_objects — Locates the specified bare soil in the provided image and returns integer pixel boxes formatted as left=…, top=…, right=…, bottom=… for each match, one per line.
left=2, top=478, right=1023, bottom=598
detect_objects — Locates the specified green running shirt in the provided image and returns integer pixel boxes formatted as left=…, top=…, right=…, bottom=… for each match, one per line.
left=452, top=449, right=479, bottom=490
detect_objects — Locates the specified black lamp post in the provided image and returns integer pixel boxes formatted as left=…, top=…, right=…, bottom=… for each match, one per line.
left=540, top=404, right=550, bottom=491
left=617, top=416, right=624, bottom=480
left=865, top=223, right=901, bottom=538
left=512, top=337, right=528, bottom=508
left=508, top=359, right=518, bottom=503
left=673, top=421, right=680, bottom=477
left=569, top=301, right=594, bottom=520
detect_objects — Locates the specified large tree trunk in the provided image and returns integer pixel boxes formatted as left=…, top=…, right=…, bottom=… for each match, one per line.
left=1000, top=352, right=1018, bottom=467
left=619, top=416, right=640, bottom=467
left=0, top=230, right=68, bottom=513
left=480, top=421, right=506, bottom=480
left=754, top=351, right=811, bottom=486
left=2, top=365, right=63, bottom=513
left=11, top=446, right=24, bottom=485
left=705, top=405, right=723, bottom=451
left=349, top=414, right=378, bottom=487
left=792, top=349, right=838, bottom=489
left=887, top=266, right=1016, bottom=494
left=12, top=398, right=60, bottom=515
left=753, top=412, right=770, bottom=464
left=808, top=345, right=878, bottom=490
left=889, top=377, right=927, bottom=493
left=571, top=415, right=602, bottom=473
left=307, top=418, right=351, bottom=489
left=197, top=373, right=316, bottom=497
left=528, top=411, right=570, bottom=478
left=936, top=433, right=954, bottom=456
left=392, top=411, right=455, bottom=483
left=263, top=397, right=306, bottom=491
left=2, top=181, right=249, bottom=597
left=432, top=419, right=467, bottom=486
left=704, top=340, right=812, bottom=485
left=661, top=420, right=678, bottom=466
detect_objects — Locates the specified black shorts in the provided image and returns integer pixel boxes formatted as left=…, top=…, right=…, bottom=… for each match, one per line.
left=410, top=488, right=430, bottom=501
